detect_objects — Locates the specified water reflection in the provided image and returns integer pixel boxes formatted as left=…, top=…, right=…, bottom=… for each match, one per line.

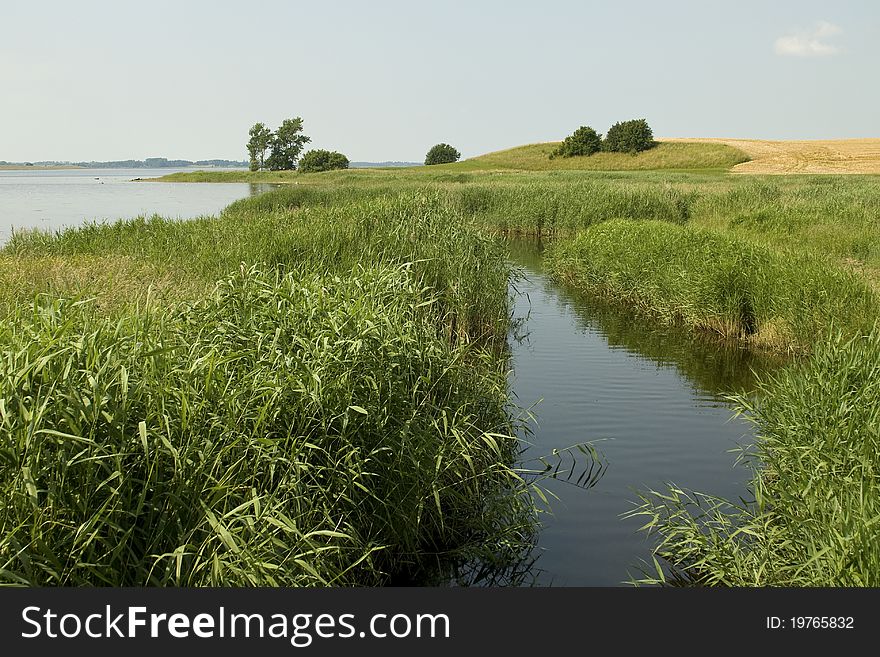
left=249, top=183, right=281, bottom=197
left=507, top=237, right=784, bottom=398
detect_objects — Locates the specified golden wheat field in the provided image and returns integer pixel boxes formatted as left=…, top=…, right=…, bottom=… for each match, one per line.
left=664, top=137, right=880, bottom=174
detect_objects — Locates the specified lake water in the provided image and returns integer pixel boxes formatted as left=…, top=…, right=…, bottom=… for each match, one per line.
left=506, top=239, right=776, bottom=585
left=0, top=168, right=274, bottom=244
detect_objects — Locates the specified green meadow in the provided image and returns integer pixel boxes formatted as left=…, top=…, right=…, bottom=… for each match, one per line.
left=2, top=140, right=879, bottom=585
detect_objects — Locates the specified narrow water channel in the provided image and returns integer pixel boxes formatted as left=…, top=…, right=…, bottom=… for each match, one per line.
left=506, top=239, right=777, bottom=585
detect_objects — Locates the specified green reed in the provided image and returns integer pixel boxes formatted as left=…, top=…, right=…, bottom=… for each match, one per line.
left=627, top=328, right=880, bottom=586
left=0, top=189, right=539, bottom=585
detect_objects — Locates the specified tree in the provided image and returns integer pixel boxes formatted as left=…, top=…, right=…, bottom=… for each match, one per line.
left=266, top=117, right=311, bottom=171
left=299, top=149, right=350, bottom=173
left=602, top=119, right=655, bottom=154
left=424, top=143, right=461, bottom=165
left=549, top=126, right=602, bottom=159
left=247, top=122, right=273, bottom=171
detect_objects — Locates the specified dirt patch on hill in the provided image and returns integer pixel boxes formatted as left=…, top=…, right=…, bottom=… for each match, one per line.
left=662, top=138, right=880, bottom=174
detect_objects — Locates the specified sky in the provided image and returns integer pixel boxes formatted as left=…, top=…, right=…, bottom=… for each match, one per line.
left=1, top=0, right=878, bottom=162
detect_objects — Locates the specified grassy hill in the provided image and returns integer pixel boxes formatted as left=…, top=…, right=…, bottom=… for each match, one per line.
left=154, top=141, right=751, bottom=183
left=448, top=141, right=750, bottom=172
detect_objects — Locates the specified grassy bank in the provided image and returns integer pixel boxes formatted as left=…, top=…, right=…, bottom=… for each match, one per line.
left=0, top=190, right=537, bottom=585
left=545, top=220, right=879, bottom=354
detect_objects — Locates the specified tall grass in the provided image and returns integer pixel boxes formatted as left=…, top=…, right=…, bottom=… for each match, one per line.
left=694, top=177, right=880, bottom=272
left=452, top=181, right=693, bottom=233
left=4, top=191, right=510, bottom=342
left=0, top=265, right=539, bottom=586
left=545, top=220, right=879, bottom=353
left=627, top=328, right=880, bottom=586
left=152, top=166, right=880, bottom=275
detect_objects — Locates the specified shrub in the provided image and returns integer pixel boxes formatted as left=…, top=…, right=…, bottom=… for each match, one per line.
left=550, top=126, right=602, bottom=159
left=425, top=143, right=461, bottom=166
left=299, top=149, right=350, bottom=173
left=602, top=119, right=655, bottom=154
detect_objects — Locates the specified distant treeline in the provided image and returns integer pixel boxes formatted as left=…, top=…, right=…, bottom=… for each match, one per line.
left=0, top=157, right=249, bottom=168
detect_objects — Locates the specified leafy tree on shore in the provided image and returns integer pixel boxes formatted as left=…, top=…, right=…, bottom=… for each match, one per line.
left=247, top=123, right=273, bottom=171
left=550, top=126, right=602, bottom=159
left=425, top=143, right=461, bottom=165
left=247, top=118, right=311, bottom=171
left=299, top=149, right=350, bottom=173
left=266, top=118, right=311, bottom=171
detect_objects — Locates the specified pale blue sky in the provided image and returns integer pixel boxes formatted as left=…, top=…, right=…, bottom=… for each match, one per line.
left=1, top=0, right=878, bottom=161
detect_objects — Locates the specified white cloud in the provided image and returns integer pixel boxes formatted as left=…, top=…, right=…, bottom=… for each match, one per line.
left=774, top=21, right=842, bottom=57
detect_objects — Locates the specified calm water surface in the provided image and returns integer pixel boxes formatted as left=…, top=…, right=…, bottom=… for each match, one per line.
left=506, top=239, right=778, bottom=585
left=0, top=168, right=275, bottom=244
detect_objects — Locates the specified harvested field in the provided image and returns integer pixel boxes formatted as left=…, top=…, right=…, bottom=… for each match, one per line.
left=664, top=138, right=880, bottom=174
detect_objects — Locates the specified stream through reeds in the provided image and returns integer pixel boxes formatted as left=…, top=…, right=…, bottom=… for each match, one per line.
left=505, top=239, right=779, bottom=585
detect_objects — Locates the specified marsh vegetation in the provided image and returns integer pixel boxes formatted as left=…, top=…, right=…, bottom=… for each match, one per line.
left=2, top=144, right=879, bottom=586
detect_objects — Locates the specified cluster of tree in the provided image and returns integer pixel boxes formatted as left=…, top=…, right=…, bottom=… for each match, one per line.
left=247, top=118, right=352, bottom=173
left=424, top=143, right=461, bottom=165
left=246, top=117, right=463, bottom=171
left=298, top=149, right=350, bottom=173
left=550, top=119, right=655, bottom=159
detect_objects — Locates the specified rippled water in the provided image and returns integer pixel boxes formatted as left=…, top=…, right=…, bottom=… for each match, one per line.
left=0, top=168, right=275, bottom=244
left=506, top=239, right=778, bottom=585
